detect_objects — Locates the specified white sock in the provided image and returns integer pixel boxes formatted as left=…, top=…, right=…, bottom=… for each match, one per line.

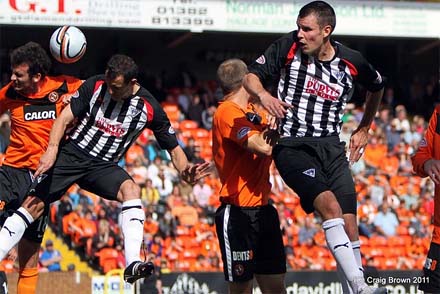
left=352, top=240, right=363, bottom=272
left=336, top=240, right=363, bottom=294
left=322, top=218, right=365, bottom=291
left=337, top=264, right=353, bottom=294
left=121, top=199, right=145, bottom=267
left=0, top=207, right=34, bottom=260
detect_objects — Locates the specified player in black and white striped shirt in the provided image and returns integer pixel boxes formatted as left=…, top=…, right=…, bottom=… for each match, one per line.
left=0, top=54, right=211, bottom=284
left=244, top=1, right=386, bottom=294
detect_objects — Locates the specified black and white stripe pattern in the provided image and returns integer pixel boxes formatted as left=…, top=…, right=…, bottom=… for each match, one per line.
left=249, top=32, right=384, bottom=139
left=279, top=50, right=354, bottom=138
left=70, top=82, right=149, bottom=162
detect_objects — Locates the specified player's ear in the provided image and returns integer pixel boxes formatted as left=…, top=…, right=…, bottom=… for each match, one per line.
left=322, top=24, right=332, bottom=38
left=32, top=73, right=42, bottom=83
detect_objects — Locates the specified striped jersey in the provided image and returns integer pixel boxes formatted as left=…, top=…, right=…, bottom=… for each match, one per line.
left=248, top=31, right=385, bottom=138
left=69, top=75, right=178, bottom=162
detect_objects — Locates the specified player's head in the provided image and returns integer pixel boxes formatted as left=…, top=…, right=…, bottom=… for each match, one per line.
left=217, top=59, right=248, bottom=96
left=297, top=1, right=336, bottom=56
left=10, top=42, right=51, bottom=94
left=105, top=54, right=139, bottom=100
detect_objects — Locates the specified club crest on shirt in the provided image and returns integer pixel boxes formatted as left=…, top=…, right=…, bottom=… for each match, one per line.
left=237, top=127, right=251, bottom=139
left=129, top=108, right=142, bottom=117
left=256, top=55, right=266, bottom=65
left=234, top=264, right=244, bottom=276
left=168, top=126, right=175, bottom=135
left=48, top=91, right=59, bottom=103
left=419, top=138, right=427, bottom=148
left=336, top=71, right=345, bottom=81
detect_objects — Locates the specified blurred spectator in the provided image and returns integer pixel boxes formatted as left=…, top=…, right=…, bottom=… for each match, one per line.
left=193, top=178, right=212, bottom=209
left=39, top=240, right=61, bottom=272
left=298, top=216, right=317, bottom=245
left=201, top=103, right=216, bottom=130
left=142, top=178, right=160, bottom=206
left=130, top=157, right=149, bottom=188
left=177, top=88, right=192, bottom=116
left=55, top=193, right=73, bottom=234
left=391, top=105, right=410, bottom=133
left=373, top=202, right=399, bottom=237
left=183, top=137, right=200, bottom=163
left=171, top=195, right=198, bottom=227
left=152, top=168, right=173, bottom=199
left=187, top=94, right=204, bottom=126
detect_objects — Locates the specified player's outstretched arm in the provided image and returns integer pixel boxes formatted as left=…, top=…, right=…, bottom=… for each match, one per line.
left=168, top=145, right=212, bottom=185
left=243, top=73, right=290, bottom=118
left=348, top=88, right=383, bottom=164
left=34, top=105, right=75, bottom=177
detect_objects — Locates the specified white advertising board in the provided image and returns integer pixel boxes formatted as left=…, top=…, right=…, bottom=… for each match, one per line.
left=0, top=0, right=438, bottom=38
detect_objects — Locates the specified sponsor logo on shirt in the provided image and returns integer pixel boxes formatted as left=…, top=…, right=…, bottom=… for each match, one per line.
left=237, top=127, right=251, bottom=139
left=95, top=117, right=126, bottom=138
left=305, top=77, right=340, bottom=101
left=23, top=104, right=56, bottom=121
left=303, top=168, right=316, bottom=178
left=256, top=55, right=266, bottom=65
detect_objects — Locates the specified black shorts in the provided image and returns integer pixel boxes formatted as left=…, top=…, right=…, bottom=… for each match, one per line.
left=0, top=165, right=49, bottom=243
left=419, top=242, right=440, bottom=293
left=215, top=204, right=286, bottom=282
left=273, top=136, right=356, bottom=214
left=35, top=141, right=132, bottom=203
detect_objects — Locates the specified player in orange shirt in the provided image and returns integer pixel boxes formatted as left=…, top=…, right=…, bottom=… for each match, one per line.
left=212, top=59, right=286, bottom=294
left=0, top=42, right=82, bottom=294
left=411, top=105, right=440, bottom=293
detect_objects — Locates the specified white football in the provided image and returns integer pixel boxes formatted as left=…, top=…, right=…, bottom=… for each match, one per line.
left=49, top=26, right=87, bottom=64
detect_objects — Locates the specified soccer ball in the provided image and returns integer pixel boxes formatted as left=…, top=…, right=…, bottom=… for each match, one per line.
left=49, top=26, right=87, bottom=64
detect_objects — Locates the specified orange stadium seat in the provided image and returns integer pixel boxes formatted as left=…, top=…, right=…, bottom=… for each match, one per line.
left=180, top=120, right=198, bottom=130
left=163, top=103, right=180, bottom=122
left=97, top=248, right=120, bottom=273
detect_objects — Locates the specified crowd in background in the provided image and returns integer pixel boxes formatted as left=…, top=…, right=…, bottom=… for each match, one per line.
left=0, top=71, right=439, bottom=275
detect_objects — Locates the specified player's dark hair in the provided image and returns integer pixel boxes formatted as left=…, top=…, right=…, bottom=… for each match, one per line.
left=106, top=54, right=138, bottom=83
left=217, top=59, right=248, bottom=95
left=299, top=1, right=336, bottom=33
left=10, top=42, right=51, bottom=77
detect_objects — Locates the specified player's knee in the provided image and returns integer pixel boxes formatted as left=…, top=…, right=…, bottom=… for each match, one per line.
left=314, top=192, right=342, bottom=219
left=119, top=180, right=141, bottom=202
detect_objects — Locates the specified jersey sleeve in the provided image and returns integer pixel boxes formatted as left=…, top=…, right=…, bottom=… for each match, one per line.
left=64, top=76, right=84, bottom=93
left=411, top=107, right=439, bottom=177
left=216, top=105, right=260, bottom=147
left=70, top=75, right=100, bottom=118
left=339, top=44, right=385, bottom=92
left=144, top=91, right=179, bottom=150
left=248, top=31, right=296, bottom=83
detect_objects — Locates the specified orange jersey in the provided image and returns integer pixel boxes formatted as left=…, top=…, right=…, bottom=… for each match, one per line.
left=212, top=100, right=272, bottom=207
left=411, top=105, right=440, bottom=242
left=0, top=76, right=82, bottom=170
